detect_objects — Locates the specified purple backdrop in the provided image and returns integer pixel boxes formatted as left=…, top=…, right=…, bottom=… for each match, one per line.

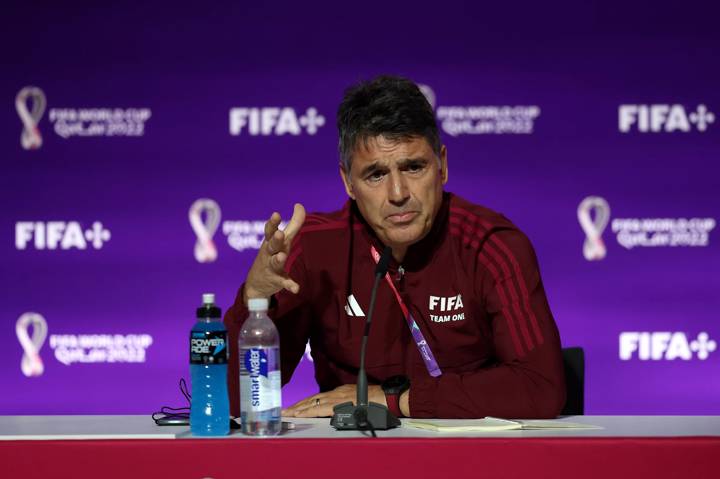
left=2, top=1, right=718, bottom=415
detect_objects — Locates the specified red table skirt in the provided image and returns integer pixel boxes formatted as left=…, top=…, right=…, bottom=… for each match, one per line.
left=3, top=437, right=719, bottom=479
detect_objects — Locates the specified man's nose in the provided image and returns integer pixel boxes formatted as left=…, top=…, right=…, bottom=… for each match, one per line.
left=387, top=171, right=410, bottom=205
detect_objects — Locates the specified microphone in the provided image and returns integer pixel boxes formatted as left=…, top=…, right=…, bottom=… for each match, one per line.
left=331, top=246, right=401, bottom=433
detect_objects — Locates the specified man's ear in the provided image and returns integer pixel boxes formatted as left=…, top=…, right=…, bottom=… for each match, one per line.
left=339, top=164, right=355, bottom=200
left=439, top=145, right=449, bottom=185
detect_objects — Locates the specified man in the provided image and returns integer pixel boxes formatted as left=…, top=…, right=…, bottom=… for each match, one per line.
left=225, top=76, right=565, bottom=419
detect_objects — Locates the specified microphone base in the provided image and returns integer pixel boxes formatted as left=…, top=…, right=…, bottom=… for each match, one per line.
left=330, top=401, right=401, bottom=431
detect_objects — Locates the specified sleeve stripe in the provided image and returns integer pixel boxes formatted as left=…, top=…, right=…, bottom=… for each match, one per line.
left=479, top=252, right=527, bottom=358
left=304, top=216, right=328, bottom=225
left=450, top=208, right=545, bottom=349
left=450, top=225, right=527, bottom=357
left=450, top=208, right=544, bottom=347
left=484, top=242, right=539, bottom=352
left=475, top=224, right=544, bottom=347
left=286, top=211, right=351, bottom=275
left=302, top=221, right=348, bottom=233
left=487, top=235, right=544, bottom=347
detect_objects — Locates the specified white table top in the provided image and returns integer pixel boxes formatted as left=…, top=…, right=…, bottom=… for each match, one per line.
left=1, top=415, right=719, bottom=441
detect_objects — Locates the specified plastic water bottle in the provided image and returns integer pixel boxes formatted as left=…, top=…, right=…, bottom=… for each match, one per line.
left=239, top=298, right=282, bottom=436
left=190, top=293, right=229, bottom=436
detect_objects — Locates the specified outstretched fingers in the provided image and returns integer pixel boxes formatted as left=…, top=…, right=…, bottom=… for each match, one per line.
left=249, top=205, right=304, bottom=299
left=283, top=203, right=306, bottom=241
left=266, top=229, right=285, bottom=255
left=264, top=212, right=281, bottom=241
left=282, top=278, right=300, bottom=294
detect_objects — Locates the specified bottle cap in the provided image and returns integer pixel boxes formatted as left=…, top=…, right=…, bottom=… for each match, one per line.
left=197, top=293, right=221, bottom=319
left=248, top=298, right=269, bottom=311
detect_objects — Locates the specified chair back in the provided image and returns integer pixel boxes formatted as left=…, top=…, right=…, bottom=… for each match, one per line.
left=561, top=347, right=585, bottom=415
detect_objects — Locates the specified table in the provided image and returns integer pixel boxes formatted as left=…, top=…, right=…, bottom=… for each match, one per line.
left=1, top=415, right=719, bottom=478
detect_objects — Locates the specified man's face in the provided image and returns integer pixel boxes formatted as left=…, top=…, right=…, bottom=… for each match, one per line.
left=340, top=135, right=448, bottom=257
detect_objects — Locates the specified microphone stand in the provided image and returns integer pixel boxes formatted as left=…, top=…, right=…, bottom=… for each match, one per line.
left=330, top=246, right=401, bottom=433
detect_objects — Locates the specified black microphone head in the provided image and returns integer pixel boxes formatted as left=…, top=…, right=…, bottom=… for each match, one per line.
left=375, top=246, right=392, bottom=277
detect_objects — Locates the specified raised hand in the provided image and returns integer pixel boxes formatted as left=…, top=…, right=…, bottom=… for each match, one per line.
left=243, top=203, right=306, bottom=303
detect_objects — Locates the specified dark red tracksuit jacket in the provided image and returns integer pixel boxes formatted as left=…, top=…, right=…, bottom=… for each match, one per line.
left=224, top=192, right=566, bottom=418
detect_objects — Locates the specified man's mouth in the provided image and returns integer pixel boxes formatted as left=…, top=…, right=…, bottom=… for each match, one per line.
left=386, top=211, right=418, bottom=224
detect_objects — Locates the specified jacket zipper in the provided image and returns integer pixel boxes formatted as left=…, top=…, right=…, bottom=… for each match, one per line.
left=396, top=265, right=405, bottom=293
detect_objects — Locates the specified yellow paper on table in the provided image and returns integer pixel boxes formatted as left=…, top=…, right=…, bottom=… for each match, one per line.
left=404, top=417, right=601, bottom=432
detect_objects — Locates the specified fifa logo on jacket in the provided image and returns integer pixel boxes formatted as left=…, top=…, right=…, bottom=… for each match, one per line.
left=429, top=294, right=465, bottom=323
left=429, top=294, right=464, bottom=312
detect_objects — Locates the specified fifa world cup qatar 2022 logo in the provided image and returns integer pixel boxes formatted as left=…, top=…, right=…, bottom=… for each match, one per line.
left=16, top=86, right=47, bottom=150
left=189, top=198, right=222, bottom=263
left=16, top=312, right=48, bottom=377
left=577, top=196, right=611, bottom=261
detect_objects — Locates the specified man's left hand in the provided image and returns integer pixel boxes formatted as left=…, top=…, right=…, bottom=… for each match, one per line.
left=282, top=384, right=386, bottom=417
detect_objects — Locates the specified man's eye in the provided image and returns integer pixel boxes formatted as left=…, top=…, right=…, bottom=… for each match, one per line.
left=367, top=171, right=385, bottom=182
left=406, top=163, right=425, bottom=173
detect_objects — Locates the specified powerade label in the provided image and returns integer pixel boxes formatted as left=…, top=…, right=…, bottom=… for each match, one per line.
left=240, top=347, right=281, bottom=412
left=190, top=331, right=228, bottom=365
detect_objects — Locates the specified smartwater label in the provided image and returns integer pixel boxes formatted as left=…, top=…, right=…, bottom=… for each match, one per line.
left=190, top=331, right=228, bottom=365
left=240, top=347, right=281, bottom=412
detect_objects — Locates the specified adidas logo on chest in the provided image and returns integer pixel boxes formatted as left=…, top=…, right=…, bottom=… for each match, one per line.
left=344, top=294, right=365, bottom=317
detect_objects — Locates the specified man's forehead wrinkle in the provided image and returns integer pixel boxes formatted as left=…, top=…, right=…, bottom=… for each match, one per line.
left=350, top=136, right=436, bottom=176
left=377, top=135, right=418, bottom=155
left=359, top=135, right=404, bottom=155
left=360, top=137, right=423, bottom=158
